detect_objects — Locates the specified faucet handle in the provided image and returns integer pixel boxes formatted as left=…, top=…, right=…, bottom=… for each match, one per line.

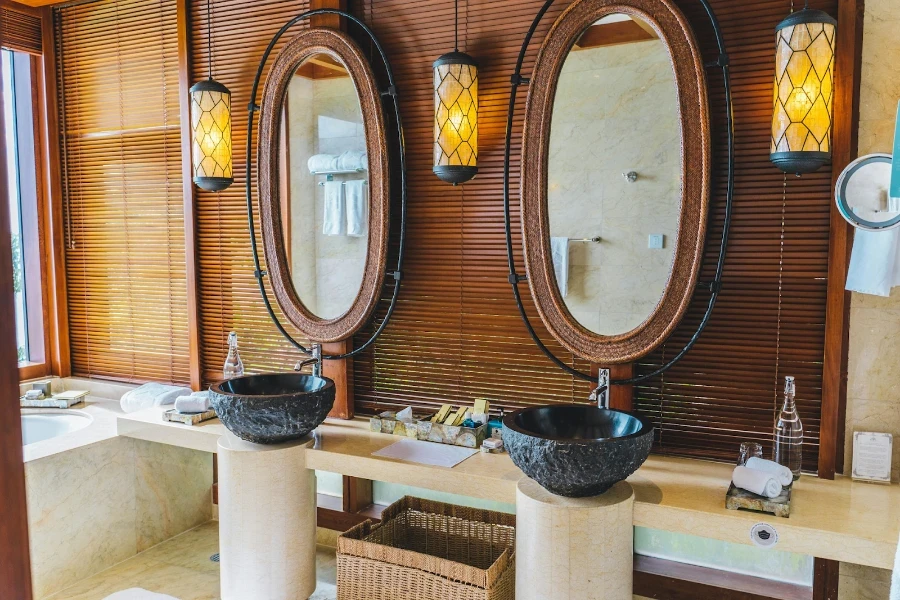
left=591, top=369, right=610, bottom=409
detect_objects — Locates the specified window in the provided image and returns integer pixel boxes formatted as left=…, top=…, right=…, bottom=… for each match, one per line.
left=2, top=47, right=46, bottom=374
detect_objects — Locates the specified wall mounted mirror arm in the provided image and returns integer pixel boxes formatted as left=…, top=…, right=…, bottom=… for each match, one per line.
left=502, top=0, right=735, bottom=385
left=245, top=8, right=407, bottom=361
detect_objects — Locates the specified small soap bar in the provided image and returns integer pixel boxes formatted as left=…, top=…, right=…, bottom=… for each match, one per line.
left=445, top=406, right=467, bottom=426
left=482, top=438, right=503, bottom=450
left=474, top=398, right=489, bottom=415
left=433, top=404, right=453, bottom=423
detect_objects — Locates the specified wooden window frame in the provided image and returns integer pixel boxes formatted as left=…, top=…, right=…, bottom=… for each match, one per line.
left=2, top=11, right=67, bottom=383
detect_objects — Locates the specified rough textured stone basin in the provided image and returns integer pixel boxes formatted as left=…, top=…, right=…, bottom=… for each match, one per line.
left=503, top=404, right=654, bottom=497
left=209, top=373, right=335, bottom=444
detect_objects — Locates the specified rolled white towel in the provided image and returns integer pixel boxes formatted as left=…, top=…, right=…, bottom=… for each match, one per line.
left=732, top=465, right=782, bottom=499
left=174, top=391, right=211, bottom=414
left=335, top=149, right=367, bottom=171
left=307, top=153, right=338, bottom=173
left=120, top=383, right=191, bottom=414
left=745, top=456, right=794, bottom=487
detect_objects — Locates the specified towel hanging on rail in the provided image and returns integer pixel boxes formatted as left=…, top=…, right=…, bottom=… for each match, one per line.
left=345, top=179, right=367, bottom=236
left=323, top=180, right=345, bottom=236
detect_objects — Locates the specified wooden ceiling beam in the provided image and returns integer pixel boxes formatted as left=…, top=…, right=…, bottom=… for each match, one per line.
left=575, top=19, right=658, bottom=50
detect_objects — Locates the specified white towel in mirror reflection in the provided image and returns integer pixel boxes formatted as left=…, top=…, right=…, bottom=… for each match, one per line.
left=323, top=180, right=345, bottom=236
left=346, top=179, right=367, bottom=236
left=551, top=237, right=569, bottom=298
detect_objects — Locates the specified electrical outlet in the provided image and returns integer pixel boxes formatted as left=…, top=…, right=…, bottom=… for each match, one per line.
left=648, top=234, right=664, bottom=249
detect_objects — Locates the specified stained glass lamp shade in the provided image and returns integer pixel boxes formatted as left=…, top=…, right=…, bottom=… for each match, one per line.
left=433, top=51, right=478, bottom=185
left=770, top=8, right=837, bottom=175
left=190, top=78, right=234, bottom=191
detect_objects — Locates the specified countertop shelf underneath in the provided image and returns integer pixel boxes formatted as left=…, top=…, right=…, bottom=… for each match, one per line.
left=117, top=408, right=900, bottom=570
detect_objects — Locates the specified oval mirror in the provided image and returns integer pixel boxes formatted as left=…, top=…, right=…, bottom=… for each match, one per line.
left=258, top=29, right=389, bottom=343
left=521, top=0, right=710, bottom=364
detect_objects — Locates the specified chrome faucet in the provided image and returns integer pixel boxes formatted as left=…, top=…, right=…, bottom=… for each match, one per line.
left=294, top=343, right=323, bottom=378
left=589, top=368, right=610, bottom=410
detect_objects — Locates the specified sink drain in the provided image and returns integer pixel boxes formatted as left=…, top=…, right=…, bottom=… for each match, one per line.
left=210, top=553, right=220, bottom=563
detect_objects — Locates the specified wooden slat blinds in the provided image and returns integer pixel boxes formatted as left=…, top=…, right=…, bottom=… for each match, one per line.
left=1, top=1, right=42, bottom=55
left=633, top=0, right=837, bottom=472
left=56, top=0, right=190, bottom=384
left=191, top=0, right=311, bottom=384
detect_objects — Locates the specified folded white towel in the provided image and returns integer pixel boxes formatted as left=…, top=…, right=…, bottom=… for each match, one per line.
left=103, top=589, right=180, bottom=600
left=345, top=180, right=367, bottom=237
left=120, top=383, right=191, bottom=414
left=335, top=149, right=367, bottom=171
left=174, top=391, right=211, bottom=414
left=732, top=465, right=782, bottom=499
left=846, top=226, right=900, bottom=296
left=745, top=457, right=793, bottom=487
left=323, top=180, right=345, bottom=236
left=550, top=237, right=569, bottom=298
left=307, top=153, right=337, bottom=173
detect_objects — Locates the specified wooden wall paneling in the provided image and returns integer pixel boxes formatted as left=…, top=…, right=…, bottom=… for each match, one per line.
left=812, top=557, right=839, bottom=600
left=0, top=19, right=34, bottom=595
left=39, top=6, right=70, bottom=377
left=310, top=0, right=346, bottom=30
left=325, top=339, right=355, bottom=418
left=341, top=475, right=373, bottom=513
left=177, top=0, right=203, bottom=390
left=819, top=0, right=863, bottom=478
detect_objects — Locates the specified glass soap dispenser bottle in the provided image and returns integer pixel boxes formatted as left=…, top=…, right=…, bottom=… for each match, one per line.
left=774, top=375, right=803, bottom=482
left=223, top=331, right=244, bottom=380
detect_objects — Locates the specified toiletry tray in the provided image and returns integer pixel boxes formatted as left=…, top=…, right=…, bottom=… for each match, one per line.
left=369, top=413, right=487, bottom=449
left=725, top=482, right=792, bottom=518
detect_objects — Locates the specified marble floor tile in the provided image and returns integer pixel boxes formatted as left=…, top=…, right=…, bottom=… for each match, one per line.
left=45, top=522, right=338, bottom=600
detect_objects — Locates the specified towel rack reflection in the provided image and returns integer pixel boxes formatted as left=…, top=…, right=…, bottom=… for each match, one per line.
left=571, top=236, right=602, bottom=243
left=318, top=180, right=368, bottom=186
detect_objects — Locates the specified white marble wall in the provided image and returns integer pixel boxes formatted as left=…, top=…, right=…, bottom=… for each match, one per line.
left=25, top=437, right=212, bottom=599
left=840, top=0, right=900, bottom=595
left=548, top=34, right=680, bottom=335
left=287, top=70, right=368, bottom=320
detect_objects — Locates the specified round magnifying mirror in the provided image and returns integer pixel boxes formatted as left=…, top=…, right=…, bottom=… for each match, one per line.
left=836, top=153, right=900, bottom=231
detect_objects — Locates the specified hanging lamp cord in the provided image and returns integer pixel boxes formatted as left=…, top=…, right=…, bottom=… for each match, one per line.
left=454, top=0, right=459, bottom=52
left=207, top=0, right=213, bottom=79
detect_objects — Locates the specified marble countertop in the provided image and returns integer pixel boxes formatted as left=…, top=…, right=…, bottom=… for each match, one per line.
left=116, top=409, right=900, bottom=569
left=22, top=397, right=121, bottom=463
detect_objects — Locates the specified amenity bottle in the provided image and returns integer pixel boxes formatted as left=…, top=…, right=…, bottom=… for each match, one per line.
left=774, top=375, right=802, bottom=482
left=223, top=331, right=244, bottom=380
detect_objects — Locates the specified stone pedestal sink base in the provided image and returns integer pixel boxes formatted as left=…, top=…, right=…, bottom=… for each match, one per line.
left=217, top=432, right=316, bottom=600
left=516, top=478, right=634, bottom=600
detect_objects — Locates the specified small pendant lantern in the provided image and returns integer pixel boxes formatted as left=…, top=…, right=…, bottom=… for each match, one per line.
left=433, top=0, right=478, bottom=185
left=190, top=0, right=233, bottom=191
left=770, top=3, right=836, bottom=175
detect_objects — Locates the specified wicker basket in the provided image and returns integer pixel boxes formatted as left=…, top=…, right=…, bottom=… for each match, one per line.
left=337, top=496, right=516, bottom=600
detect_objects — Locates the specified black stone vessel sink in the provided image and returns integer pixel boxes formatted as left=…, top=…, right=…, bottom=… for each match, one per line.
left=503, top=404, right=654, bottom=498
left=209, top=373, right=335, bottom=444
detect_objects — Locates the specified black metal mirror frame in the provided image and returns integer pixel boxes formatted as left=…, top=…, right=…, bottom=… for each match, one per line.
left=502, top=0, right=735, bottom=385
left=246, top=9, right=407, bottom=360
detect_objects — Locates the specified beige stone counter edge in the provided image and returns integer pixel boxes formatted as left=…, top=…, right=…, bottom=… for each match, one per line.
left=116, top=410, right=900, bottom=570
